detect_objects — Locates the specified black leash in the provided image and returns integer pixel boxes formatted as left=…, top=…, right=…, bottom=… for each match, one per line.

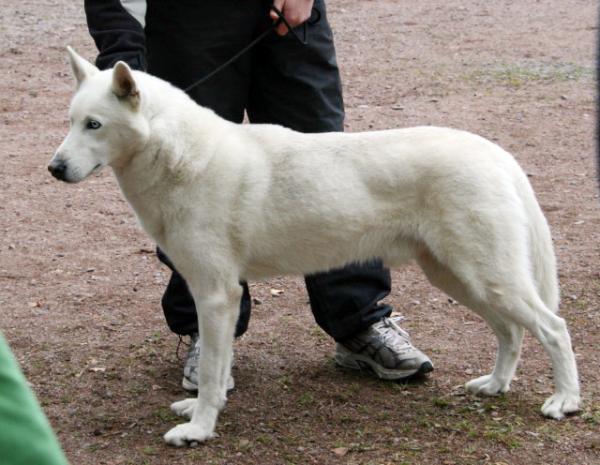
left=183, top=5, right=321, bottom=93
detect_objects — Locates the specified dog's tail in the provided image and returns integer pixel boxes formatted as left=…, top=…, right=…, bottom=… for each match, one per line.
left=516, top=170, right=560, bottom=313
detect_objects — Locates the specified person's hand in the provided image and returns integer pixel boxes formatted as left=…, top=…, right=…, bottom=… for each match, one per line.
left=270, top=0, right=314, bottom=36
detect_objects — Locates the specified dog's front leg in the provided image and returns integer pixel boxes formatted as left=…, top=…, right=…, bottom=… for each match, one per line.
left=164, top=282, right=241, bottom=447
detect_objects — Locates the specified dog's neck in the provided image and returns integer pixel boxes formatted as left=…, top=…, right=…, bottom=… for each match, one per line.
left=114, top=78, right=228, bottom=191
left=110, top=78, right=231, bottom=244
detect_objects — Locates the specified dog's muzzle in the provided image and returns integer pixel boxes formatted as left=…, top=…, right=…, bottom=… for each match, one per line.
left=48, top=159, right=68, bottom=181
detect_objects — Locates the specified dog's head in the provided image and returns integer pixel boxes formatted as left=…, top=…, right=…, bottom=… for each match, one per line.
left=48, top=47, right=150, bottom=183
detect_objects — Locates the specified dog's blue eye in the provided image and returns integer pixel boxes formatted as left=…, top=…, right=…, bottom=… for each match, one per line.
left=86, top=120, right=102, bottom=130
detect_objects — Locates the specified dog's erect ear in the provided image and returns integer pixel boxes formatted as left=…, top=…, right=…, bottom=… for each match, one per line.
left=67, top=46, right=98, bottom=86
left=112, top=61, right=140, bottom=107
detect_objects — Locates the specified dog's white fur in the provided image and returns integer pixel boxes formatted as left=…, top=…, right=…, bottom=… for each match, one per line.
left=50, top=48, right=581, bottom=446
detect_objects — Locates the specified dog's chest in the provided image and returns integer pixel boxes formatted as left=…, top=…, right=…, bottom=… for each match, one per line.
left=119, top=184, right=168, bottom=246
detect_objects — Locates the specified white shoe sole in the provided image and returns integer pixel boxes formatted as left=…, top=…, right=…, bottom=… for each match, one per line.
left=334, top=345, right=433, bottom=380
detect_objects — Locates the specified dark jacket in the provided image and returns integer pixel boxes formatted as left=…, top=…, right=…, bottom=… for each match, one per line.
left=84, top=0, right=147, bottom=70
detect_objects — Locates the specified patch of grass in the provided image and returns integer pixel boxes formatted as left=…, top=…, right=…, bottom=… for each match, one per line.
left=481, top=394, right=510, bottom=411
left=140, top=446, right=158, bottom=456
left=358, top=404, right=372, bottom=415
left=432, top=397, right=451, bottom=409
left=416, top=417, right=435, bottom=429
left=464, top=444, right=478, bottom=454
left=466, top=61, right=593, bottom=88
left=255, top=433, right=273, bottom=445
left=378, top=411, right=392, bottom=421
left=152, top=407, right=179, bottom=423
left=279, top=433, right=302, bottom=447
left=277, top=374, right=290, bottom=388
left=395, top=441, right=423, bottom=452
left=482, top=423, right=522, bottom=449
left=125, top=382, right=145, bottom=395
left=144, top=367, right=157, bottom=376
left=298, top=392, right=315, bottom=407
left=456, top=419, right=478, bottom=438
left=346, top=382, right=361, bottom=395
left=582, top=406, right=600, bottom=425
left=339, top=414, right=355, bottom=424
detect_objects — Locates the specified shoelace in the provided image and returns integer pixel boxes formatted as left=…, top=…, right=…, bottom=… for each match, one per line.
left=176, top=334, right=198, bottom=361
left=377, top=316, right=413, bottom=352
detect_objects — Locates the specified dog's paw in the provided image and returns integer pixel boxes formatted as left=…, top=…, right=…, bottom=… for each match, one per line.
left=465, top=374, right=509, bottom=396
left=164, top=422, right=215, bottom=447
left=170, top=398, right=197, bottom=419
left=541, top=393, right=581, bottom=420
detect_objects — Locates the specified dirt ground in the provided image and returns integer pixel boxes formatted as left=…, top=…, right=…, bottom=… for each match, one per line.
left=1, top=0, right=599, bottom=464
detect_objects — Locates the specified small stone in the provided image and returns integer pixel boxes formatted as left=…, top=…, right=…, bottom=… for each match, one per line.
left=238, top=438, right=251, bottom=449
left=89, top=366, right=106, bottom=373
left=332, top=447, right=349, bottom=456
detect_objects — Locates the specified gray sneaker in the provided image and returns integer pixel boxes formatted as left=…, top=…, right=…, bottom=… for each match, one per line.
left=182, top=333, right=235, bottom=392
left=334, top=316, right=433, bottom=380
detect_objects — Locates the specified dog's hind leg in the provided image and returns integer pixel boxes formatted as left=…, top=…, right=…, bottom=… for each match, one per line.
left=416, top=248, right=524, bottom=396
left=164, top=278, right=242, bottom=446
left=495, top=293, right=580, bottom=419
left=464, top=315, right=524, bottom=395
left=417, top=246, right=580, bottom=419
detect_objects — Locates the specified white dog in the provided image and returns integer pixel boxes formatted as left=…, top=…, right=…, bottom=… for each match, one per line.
left=49, top=48, right=581, bottom=446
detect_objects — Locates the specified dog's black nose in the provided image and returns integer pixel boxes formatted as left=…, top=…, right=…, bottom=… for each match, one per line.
left=48, top=160, right=68, bottom=181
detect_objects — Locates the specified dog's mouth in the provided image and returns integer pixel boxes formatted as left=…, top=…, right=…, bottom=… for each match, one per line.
left=91, top=163, right=103, bottom=174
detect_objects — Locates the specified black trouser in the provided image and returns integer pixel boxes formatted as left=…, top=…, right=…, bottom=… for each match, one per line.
left=145, top=0, right=392, bottom=342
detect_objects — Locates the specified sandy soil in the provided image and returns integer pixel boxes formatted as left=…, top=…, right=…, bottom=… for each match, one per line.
left=1, top=1, right=598, bottom=464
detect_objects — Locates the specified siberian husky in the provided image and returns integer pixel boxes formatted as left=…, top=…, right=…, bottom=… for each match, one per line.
left=49, top=48, right=581, bottom=446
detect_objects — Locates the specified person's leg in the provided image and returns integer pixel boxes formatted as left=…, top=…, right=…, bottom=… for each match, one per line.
left=247, top=0, right=432, bottom=378
left=157, top=249, right=251, bottom=338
